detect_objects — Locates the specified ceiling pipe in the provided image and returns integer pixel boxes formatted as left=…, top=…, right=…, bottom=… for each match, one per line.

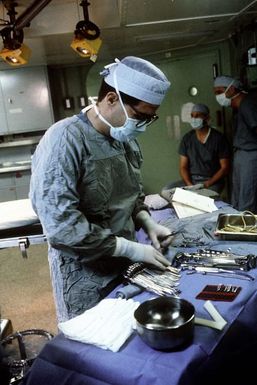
left=229, top=0, right=257, bottom=21
left=14, top=0, right=53, bottom=31
left=126, top=13, right=237, bottom=27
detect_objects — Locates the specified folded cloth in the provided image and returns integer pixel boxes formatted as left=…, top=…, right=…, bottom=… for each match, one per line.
left=115, top=284, right=143, bottom=299
left=58, top=298, right=140, bottom=352
left=144, top=194, right=169, bottom=209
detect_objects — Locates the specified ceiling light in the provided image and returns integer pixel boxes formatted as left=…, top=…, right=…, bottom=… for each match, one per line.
left=0, top=25, right=30, bottom=67
left=71, top=34, right=102, bottom=62
left=70, top=0, right=102, bottom=62
left=0, top=43, right=31, bottom=66
left=0, top=0, right=52, bottom=66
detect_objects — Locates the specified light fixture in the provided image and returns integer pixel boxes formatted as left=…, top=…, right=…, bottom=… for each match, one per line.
left=0, top=43, right=31, bottom=66
left=0, top=0, right=52, bottom=66
left=0, top=0, right=30, bottom=67
left=0, top=23, right=31, bottom=67
left=70, top=0, right=102, bottom=62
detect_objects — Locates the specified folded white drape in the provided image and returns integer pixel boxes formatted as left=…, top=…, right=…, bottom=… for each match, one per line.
left=58, top=298, right=140, bottom=352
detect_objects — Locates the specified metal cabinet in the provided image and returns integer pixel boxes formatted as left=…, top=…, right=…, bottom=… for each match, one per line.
left=0, top=66, right=54, bottom=135
left=0, top=85, right=8, bottom=134
left=0, top=137, right=41, bottom=202
left=0, top=174, right=16, bottom=202
left=15, top=170, right=31, bottom=200
left=0, top=170, right=32, bottom=202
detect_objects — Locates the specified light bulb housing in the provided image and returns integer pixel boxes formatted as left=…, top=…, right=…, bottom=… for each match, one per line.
left=0, top=43, right=31, bottom=66
left=70, top=36, right=102, bottom=62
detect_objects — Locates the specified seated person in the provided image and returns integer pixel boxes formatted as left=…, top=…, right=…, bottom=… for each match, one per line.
left=162, top=103, right=231, bottom=194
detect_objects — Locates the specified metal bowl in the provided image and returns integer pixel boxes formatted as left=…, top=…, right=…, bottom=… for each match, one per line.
left=134, top=297, right=195, bottom=351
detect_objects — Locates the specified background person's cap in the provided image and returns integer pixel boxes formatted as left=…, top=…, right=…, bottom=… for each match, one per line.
left=192, top=103, right=210, bottom=115
left=213, top=75, right=243, bottom=90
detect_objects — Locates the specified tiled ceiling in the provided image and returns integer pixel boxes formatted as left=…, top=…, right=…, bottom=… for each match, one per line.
left=0, top=0, right=257, bottom=66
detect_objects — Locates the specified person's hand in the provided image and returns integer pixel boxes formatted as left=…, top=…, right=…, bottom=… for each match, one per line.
left=183, top=183, right=204, bottom=191
left=146, top=222, right=173, bottom=250
left=136, top=211, right=173, bottom=250
left=113, top=237, right=170, bottom=270
left=203, top=180, right=211, bottom=188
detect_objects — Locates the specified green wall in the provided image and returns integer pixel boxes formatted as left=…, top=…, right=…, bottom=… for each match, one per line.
left=139, top=43, right=233, bottom=194
left=48, top=64, right=93, bottom=121
left=48, top=41, right=234, bottom=195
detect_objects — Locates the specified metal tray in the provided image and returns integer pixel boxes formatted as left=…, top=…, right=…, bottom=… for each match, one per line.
left=215, top=213, right=257, bottom=241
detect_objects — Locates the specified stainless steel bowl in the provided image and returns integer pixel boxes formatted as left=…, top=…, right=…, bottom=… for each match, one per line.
left=134, top=297, right=195, bottom=351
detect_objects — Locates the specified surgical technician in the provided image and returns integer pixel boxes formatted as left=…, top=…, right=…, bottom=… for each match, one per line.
left=162, top=103, right=230, bottom=194
left=29, top=56, right=172, bottom=322
left=214, top=75, right=257, bottom=212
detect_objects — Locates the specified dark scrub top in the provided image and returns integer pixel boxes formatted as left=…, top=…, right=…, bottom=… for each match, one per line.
left=179, top=128, right=230, bottom=178
left=233, top=94, right=257, bottom=150
left=231, top=94, right=257, bottom=212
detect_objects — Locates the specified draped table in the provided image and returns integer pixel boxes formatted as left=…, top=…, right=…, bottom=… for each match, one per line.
left=21, top=202, right=257, bottom=385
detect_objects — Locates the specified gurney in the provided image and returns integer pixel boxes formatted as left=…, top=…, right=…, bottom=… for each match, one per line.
left=0, top=199, right=46, bottom=258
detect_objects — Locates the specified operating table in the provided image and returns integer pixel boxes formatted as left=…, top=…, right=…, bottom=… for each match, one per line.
left=0, top=199, right=46, bottom=258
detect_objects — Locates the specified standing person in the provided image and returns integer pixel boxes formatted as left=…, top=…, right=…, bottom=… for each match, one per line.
left=162, top=103, right=230, bottom=194
left=29, top=56, right=172, bottom=322
left=214, top=75, right=257, bottom=212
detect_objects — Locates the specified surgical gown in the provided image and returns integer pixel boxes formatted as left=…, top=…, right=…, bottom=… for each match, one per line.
left=29, top=112, right=148, bottom=321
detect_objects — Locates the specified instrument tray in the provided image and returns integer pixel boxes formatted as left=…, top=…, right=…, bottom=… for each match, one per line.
left=215, top=213, right=257, bottom=241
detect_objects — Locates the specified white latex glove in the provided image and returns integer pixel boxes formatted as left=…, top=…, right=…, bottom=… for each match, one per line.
left=136, top=211, right=173, bottom=250
left=183, top=183, right=204, bottom=191
left=113, top=237, right=170, bottom=270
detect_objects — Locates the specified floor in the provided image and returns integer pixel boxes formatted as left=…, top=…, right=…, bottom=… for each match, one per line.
left=0, top=243, right=58, bottom=337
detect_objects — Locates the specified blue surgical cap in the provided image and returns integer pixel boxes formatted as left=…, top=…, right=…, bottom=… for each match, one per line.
left=192, top=103, right=209, bottom=115
left=100, top=56, right=171, bottom=105
left=214, top=75, right=243, bottom=90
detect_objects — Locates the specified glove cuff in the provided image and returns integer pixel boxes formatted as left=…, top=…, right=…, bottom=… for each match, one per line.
left=136, top=210, right=155, bottom=232
left=113, top=236, right=129, bottom=257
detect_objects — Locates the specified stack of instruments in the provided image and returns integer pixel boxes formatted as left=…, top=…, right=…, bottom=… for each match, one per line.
left=124, top=263, right=181, bottom=297
left=172, top=249, right=256, bottom=281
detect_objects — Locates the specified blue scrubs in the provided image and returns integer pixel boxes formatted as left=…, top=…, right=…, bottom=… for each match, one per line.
left=30, top=112, right=148, bottom=321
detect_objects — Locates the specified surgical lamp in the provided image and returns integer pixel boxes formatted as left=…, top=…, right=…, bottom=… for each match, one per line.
left=0, top=27, right=31, bottom=66
left=70, top=0, right=102, bottom=62
left=0, top=0, right=52, bottom=66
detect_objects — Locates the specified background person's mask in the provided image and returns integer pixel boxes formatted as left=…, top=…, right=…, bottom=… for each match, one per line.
left=215, top=79, right=241, bottom=107
left=190, top=117, right=203, bottom=129
left=216, top=93, right=231, bottom=107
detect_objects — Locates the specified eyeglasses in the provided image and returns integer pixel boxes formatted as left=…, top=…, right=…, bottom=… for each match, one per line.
left=128, top=105, right=159, bottom=128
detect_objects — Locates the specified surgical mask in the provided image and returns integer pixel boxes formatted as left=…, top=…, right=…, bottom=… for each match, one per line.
left=89, top=69, right=147, bottom=142
left=110, top=118, right=146, bottom=142
left=216, top=93, right=231, bottom=107
left=190, top=118, right=203, bottom=130
left=92, top=103, right=146, bottom=142
left=215, top=79, right=240, bottom=107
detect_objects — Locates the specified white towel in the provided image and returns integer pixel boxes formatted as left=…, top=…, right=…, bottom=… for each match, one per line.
left=58, top=298, right=140, bottom=352
left=144, top=194, right=169, bottom=209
